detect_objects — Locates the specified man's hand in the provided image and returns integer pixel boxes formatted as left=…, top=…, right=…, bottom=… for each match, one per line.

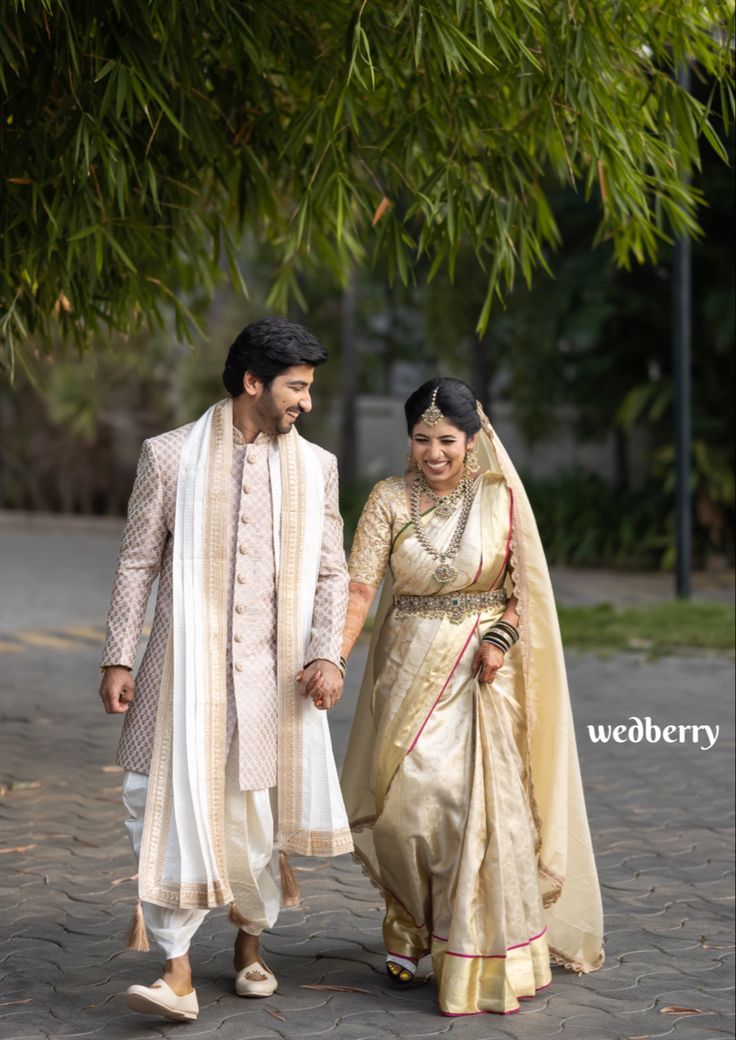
left=296, top=660, right=343, bottom=710
left=99, top=666, right=136, bottom=714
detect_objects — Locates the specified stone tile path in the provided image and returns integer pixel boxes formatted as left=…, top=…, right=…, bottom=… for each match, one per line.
left=0, top=521, right=733, bottom=1039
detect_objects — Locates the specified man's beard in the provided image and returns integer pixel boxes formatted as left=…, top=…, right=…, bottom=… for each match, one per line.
left=274, top=414, right=295, bottom=434
left=259, top=390, right=300, bottom=435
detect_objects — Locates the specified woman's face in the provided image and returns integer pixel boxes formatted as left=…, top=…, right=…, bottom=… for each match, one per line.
left=409, top=419, right=474, bottom=490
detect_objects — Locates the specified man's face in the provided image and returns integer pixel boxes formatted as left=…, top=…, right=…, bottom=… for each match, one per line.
left=255, top=364, right=315, bottom=435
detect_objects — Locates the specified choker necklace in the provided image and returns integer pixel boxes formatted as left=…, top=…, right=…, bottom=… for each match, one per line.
left=410, top=472, right=475, bottom=583
left=420, top=475, right=468, bottom=520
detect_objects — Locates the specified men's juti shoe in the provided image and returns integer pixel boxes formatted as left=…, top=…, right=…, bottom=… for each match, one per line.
left=125, top=978, right=199, bottom=1021
left=234, top=960, right=278, bottom=997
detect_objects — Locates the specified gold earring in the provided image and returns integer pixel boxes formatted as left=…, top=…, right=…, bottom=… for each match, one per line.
left=464, top=444, right=479, bottom=473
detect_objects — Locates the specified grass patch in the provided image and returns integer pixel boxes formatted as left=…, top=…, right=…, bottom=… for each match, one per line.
left=558, top=601, right=735, bottom=656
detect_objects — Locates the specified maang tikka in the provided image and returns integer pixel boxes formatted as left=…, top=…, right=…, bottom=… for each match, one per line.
left=421, top=387, right=444, bottom=426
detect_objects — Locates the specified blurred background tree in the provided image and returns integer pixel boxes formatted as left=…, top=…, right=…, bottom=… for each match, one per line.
left=1, top=0, right=732, bottom=376
left=1, top=2, right=733, bottom=571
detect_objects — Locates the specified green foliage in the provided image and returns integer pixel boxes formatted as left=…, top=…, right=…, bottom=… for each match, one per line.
left=466, top=89, right=735, bottom=565
left=340, top=478, right=379, bottom=550
left=525, top=462, right=733, bottom=569
left=558, top=601, right=735, bottom=656
left=1, top=1, right=733, bottom=376
left=525, top=470, right=674, bottom=569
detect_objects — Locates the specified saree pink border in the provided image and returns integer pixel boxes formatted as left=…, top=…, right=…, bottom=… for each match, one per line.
left=407, top=621, right=479, bottom=754
left=432, top=925, right=548, bottom=958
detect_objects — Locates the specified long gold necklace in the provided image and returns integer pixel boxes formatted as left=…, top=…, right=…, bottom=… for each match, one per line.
left=410, top=472, right=475, bottom=583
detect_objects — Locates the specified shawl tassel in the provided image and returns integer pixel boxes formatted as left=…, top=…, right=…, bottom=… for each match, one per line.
left=279, top=851, right=300, bottom=907
left=125, top=898, right=150, bottom=952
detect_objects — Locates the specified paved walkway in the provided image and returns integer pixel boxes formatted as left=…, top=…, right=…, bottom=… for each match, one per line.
left=0, top=520, right=733, bottom=1039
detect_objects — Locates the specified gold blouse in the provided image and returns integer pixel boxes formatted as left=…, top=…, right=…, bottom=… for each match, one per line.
left=348, top=477, right=406, bottom=587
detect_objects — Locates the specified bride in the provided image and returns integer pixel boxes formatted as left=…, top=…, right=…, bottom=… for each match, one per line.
left=337, top=377, right=604, bottom=1016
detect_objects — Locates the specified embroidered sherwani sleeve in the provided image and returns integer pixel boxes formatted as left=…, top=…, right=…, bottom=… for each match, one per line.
left=101, top=440, right=168, bottom=669
left=304, top=456, right=349, bottom=668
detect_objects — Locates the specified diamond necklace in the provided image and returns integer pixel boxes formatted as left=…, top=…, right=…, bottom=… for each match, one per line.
left=410, top=472, right=476, bottom=583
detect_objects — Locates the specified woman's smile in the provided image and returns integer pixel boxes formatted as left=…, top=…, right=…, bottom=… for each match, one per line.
left=410, top=418, right=471, bottom=491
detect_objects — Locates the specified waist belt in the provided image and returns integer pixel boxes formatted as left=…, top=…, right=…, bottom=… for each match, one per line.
left=394, top=588, right=507, bottom=624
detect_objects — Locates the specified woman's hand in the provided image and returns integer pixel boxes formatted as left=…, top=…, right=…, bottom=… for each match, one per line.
left=471, top=642, right=505, bottom=684
left=296, top=660, right=343, bottom=710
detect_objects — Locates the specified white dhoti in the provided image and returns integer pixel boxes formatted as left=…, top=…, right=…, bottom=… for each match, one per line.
left=123, top=732, right=281, bottom=959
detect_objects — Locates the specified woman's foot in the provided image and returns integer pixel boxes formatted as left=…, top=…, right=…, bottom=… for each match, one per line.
left=385, top=953, right=418, bottom=985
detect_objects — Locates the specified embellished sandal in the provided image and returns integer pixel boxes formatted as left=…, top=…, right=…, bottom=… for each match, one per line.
left=385, top=954, right=418, bottom=985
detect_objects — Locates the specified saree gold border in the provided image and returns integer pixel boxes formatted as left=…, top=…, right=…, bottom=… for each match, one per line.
left=276, top=430, right=305, bottom=849
left=432, top=931, right=552, bottom=1015
left=204, top=399, right=232, bottom=900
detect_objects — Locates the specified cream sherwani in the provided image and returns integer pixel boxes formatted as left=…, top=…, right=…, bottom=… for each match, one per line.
left=102, top=416, right=349, bottom=955
left=102, top=424, right=348, bottom=786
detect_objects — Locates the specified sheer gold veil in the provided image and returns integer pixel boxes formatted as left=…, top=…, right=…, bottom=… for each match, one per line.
left=341, top=404, right=604, bottom=973
left=474, top=403, right=604, bottom=972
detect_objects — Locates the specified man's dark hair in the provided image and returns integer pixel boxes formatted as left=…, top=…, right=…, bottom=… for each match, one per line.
left=222, top=317, right=328, bottom=396
left=404, top=377, right=481, bottom=436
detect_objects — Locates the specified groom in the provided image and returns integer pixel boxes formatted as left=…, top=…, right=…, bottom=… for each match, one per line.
left=99, top=317, right=352, bottom=1022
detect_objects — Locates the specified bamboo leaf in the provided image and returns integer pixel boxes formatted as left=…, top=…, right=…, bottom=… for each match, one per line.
left=101, top=228, right=137, bottom=272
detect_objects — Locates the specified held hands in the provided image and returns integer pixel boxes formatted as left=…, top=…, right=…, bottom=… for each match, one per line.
left=296, top=660, right=344, bottom=711
left=471, top=642, right=505, bottom=685
left=99, top=666, right=136, bottom=713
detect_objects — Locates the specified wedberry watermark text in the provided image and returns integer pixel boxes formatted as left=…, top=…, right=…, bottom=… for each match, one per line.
left=587, top=716, right=719, bottom=751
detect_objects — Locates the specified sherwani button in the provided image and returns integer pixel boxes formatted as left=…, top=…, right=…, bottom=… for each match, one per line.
left=237, top=574, right=247, bottom=584
left=235, top=604, right=245, bottom=614
left=234, top=661, right=244, bottom=672
left=239, top=544, right=248, bottom=555
left=246, top=455, right=256, bottom=464
left=243, top=484, right=252, bottom=494
left=241, top=514, right=251, bottom=524
left=233, top=633, right=243, bottom=643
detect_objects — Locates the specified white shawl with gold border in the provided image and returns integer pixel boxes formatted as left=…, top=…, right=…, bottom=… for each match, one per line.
left=138, top=398, right=352, bottom=913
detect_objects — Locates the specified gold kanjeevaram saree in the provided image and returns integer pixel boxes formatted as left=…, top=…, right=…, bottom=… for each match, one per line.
left=342, top=411, right=604, bottom=1017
